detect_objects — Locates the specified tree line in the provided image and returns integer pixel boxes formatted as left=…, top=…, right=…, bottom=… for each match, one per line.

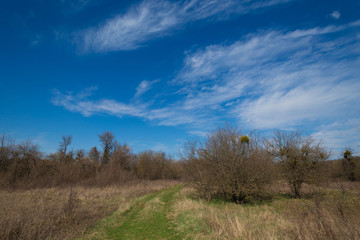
left=0, top=132, right=183, bottom=188
left=0, top=127, right=359, bottom=200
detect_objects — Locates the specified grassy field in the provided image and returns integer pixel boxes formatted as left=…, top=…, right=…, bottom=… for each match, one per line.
left=81, top=181, right=360, bottom=240
left=172, top=184, right=360, bottom=239
left=2, top=180, right=360, bottom=239
left=0, top=180, right=178, bottom=240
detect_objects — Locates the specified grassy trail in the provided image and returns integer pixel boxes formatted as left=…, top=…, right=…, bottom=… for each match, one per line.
left=82, top=184, right=186, bottom=240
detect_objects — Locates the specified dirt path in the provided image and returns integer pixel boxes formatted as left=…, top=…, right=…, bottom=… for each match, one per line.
left=82, top=184, right=185, bottom=240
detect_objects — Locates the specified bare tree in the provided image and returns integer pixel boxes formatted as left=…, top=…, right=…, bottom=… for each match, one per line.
left=135, top=150, right=173, bottom=180
left=135, top=150, right=153, bottom=179
left=111, top=143, right=132, bottom=170
left=59, top=135, right=72, bottom=162
left=98, top=132, right=116, bottom=164
left=0, top=134, right=15, bottom=172
left=11, top=140, right=41, bottom=183
left=75, top=149, right=85, bottom=162
left=265, top=130, right=330, bottom=198
left=181, top=139, right=207, bottom=185
left=88, top=146, right=100, bottom=163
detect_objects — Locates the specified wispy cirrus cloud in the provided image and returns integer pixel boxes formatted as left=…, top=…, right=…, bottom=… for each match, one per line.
left=135, top=79, right=159, bottom=98
left=173, top=21, right=360, bottom=151
left=76, top=0, right=290, bottom=53
left=55, top=21, right=360, bottom=152
left=175, top=23, right=356, bottom=84
left=173, top=27, right=357, bottom=129
left=51, top=87, right=211, bottom=128
left=238, top=79, right=360, bottom=129
left=313, top=119, right=360, bottom=156
left=51, top=87, right=145, bottom=117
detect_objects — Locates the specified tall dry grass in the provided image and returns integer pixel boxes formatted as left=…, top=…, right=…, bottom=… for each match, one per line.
left=286, top=194, right=360, bottom=240
left=0, top=180, right=178, bottom=240
left=173, top=184, right=360, bottom=240
left=323, top=179, right=360, bottom=192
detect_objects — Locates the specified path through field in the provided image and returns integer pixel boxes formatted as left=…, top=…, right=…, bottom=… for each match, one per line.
left=82, top=184, right=187, bottom=239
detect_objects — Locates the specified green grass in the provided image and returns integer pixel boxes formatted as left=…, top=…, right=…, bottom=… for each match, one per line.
left=81, top=185, right=187, bottom=240
left=80, top=183, right=360, bottom=240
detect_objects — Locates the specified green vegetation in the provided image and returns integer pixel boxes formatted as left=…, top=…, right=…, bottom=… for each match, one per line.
left=82, top=185, right=188, bottom=240
left=240, top=135, right=250, bottom=144
left=81, top=182, right=360, bottom=240
left=342, top=147, right=360, bottom=181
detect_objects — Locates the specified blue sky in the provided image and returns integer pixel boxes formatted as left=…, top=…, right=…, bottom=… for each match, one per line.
left=0, top=0, right=359, bottom=157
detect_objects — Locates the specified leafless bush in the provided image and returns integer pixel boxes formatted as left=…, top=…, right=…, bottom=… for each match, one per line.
left=134, top=150, right=182, bottom=180
left=111, top=143, right=133, bottom=171
left=265, top=130, right=330, bottom=198
left=183, top=125, right=275, bottom=203
left=7, top=140, right=42, bottom=186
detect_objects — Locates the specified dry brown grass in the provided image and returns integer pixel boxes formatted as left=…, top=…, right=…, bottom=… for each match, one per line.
left=0, top=180, right=178, bottom=240
left=285, top=194, right=360, bottom=240
left=173, top=186, right=287, bottom=239
left=322, top=179, right=360, bottom=192
left=173, top=183, right=360, bottom=240
left=2, top=180, right=359, bottom=240
left=268, top=181, right=323, bottom=196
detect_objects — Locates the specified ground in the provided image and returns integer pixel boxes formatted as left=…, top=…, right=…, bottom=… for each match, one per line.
left=81, top=184, right=188, bottom=240
left=80, top=182, right=360, bottom=240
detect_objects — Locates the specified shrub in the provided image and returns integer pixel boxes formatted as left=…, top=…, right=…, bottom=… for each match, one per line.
left=111, top=144, right=133, bottom=171
left=342, top=148, right=359, bottom=181
left=0, top=134, right=15, bottom=172
left=183, top=125, right=275, bottom=203
left=134, top=150, right=181, bottom=180
left=265, top=130, right=330, bottom=197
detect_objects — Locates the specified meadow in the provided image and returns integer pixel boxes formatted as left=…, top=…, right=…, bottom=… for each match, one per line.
left=1, top=128, right=360, bottom=239
left=2, top=180, right=360, bottom=240
left=0, top=180, right=178, bottom=239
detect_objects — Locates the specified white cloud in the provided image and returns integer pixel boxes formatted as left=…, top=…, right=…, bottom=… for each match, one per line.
left=51, top=87, right=212, bottom=129
left=188, top=130, right=208, bottom=137
left=313, top=119, right=360, bottom=157
left=55, top=21, right=360, bottom=149
left=238, top=81, right=360, bottom=129
left=77, top=0, right=290, bottom=53
left=51, top=87, right=145, bottom=117
left=175, top=23, right=355, bottom=85
left=182, top=77, right=248, bottom=110
left=135, top=80, right=159, bottom=98
left=174, top=22, right=360, bottom=130
left=330, top=10, right=341, bottom=20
